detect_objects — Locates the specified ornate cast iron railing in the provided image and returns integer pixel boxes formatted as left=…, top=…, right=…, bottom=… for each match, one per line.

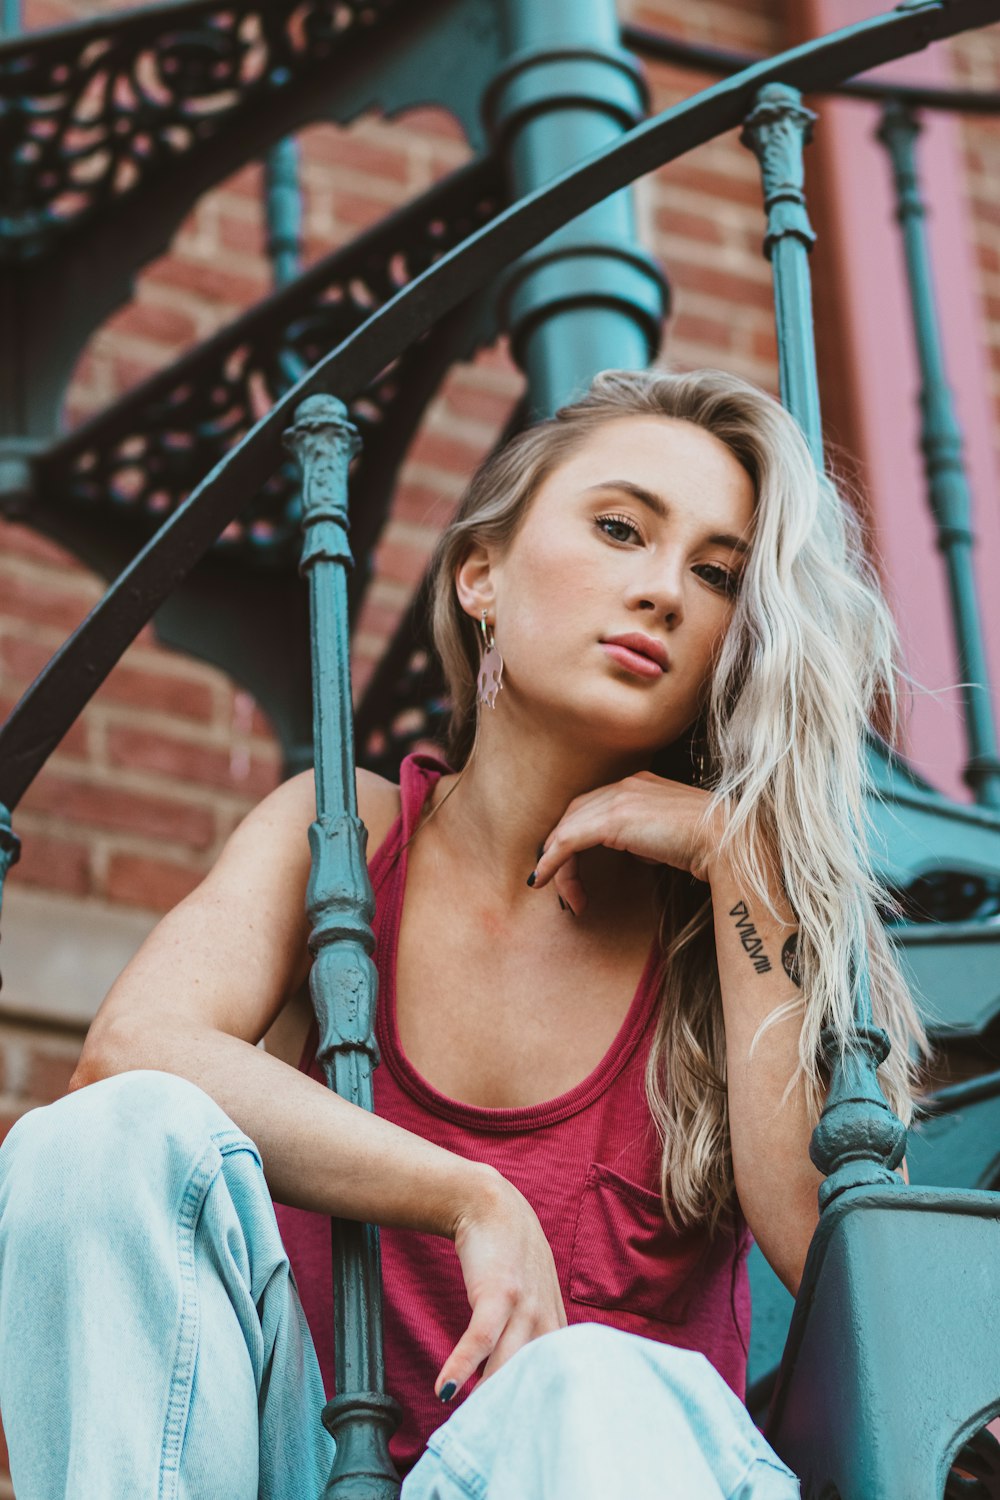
left=28, top=156, right=505, bottom=565
left=3, top=4, right=1000, bottom=1496
left=0, top=0, right=412, bottom=256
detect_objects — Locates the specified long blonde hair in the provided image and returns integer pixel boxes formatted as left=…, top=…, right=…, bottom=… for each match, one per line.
left=425, top=366, right=929, bottom=1232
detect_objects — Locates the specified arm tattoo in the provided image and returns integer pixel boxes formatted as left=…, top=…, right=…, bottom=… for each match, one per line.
left=781, top=931, right=802, bottom=987
left=728, top=900, right=772, bottom=975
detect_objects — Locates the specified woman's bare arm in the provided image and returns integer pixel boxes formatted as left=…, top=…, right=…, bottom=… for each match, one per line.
left=704, top=857, right=823, bottom=1296
left=71, top=767, right=565, bottom=1393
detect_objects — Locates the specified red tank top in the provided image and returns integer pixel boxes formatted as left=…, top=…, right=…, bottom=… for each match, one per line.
left=273, top=750, right=752, bottom=1475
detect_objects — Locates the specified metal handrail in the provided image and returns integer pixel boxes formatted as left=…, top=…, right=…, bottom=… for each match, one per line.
left=622, top=21, right=1000, bottom=114
left=1, top=0, right=996, bottom=812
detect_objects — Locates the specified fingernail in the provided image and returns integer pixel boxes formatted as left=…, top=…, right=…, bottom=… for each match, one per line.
left=439, top=1380, right=457, bottom=1403
left=526, top=871, right=536, bottom=887
left=558, top=895, right=567, bottom=911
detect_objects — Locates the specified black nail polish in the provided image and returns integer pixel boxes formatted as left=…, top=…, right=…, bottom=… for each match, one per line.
left=526, top=871, right=536, bottom=887
left=439, top=1380, right=457, bottom=1403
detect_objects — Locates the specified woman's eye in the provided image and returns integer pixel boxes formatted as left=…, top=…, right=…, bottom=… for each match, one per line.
left=696, top=562, right=738, bottom=595
left=595, top=512, right=640, bottom=544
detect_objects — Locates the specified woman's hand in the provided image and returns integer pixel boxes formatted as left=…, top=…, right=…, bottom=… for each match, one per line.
left=529, top=771, right=721, bottom=915
left=435, top=1166, right=567, bottom=1401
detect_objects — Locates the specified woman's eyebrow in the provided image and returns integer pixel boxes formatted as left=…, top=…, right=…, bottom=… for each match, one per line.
left=584, top=479, right=750, bottom=554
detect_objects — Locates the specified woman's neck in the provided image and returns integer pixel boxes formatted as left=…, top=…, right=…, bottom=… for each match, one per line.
left=426, top=709, right=657, bottom=913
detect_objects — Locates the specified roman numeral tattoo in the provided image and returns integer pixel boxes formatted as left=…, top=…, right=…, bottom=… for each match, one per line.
left=728, top=900, right=773, bottom=974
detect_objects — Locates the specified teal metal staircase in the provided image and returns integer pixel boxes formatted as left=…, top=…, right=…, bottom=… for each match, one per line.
left=3, top=1, right=1000, bottom=1494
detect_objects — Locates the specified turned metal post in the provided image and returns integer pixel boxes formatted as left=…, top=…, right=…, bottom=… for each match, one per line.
left=741, top=83, right=908, bottom=1209
left=284, top=394, right=401, bottom=1499
left=266, top=136, right=310, bottom=397
left=877, top=99, right=1000, bottom=810
left=740, top=82, right=822, bottom=467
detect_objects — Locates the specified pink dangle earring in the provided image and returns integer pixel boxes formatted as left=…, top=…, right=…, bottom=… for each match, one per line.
left=476, top=610, right=504, bottom=709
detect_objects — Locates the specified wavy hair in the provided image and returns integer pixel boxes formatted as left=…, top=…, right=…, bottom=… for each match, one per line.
left=423, top=366, right=929, bottom=1232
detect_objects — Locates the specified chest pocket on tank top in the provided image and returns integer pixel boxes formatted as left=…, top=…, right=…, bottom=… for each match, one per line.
left=569, top=1162, right=709, bottom=1325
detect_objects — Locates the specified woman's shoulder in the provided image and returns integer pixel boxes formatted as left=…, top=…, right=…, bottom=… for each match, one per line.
left=272, top=765, right=401, bottom=849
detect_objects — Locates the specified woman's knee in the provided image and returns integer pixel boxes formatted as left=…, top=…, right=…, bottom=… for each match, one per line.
left=0, top=1069, right=254, bottom=1223
left=506, top=1323, right=715, bottom=1407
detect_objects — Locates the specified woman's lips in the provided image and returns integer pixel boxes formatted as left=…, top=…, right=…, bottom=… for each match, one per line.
left=600, top=642, right=665, bottom=679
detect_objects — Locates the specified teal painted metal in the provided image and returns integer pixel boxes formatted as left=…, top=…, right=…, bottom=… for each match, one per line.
left=877, top=100, right=1000, bottom=809
left=767, top=1185, right=1000, bottom=1498
left=908, top=1077, right=1000, bottom=1190
left=483, top=0, right=668, bottom=413
left=740, top=80, right=908, bottom=1204
left=265, top=138, right=303, bottom=291
left=283, top=394, right=401, bottom=1498
left=749, top=1079, right=1000, bottom=1414
left=739, top=77, right=1000, bottom=1497
left=0, top=801, right=20, bottom=924
left=740, top=83, right=823, bottom=468
left=808, top=1019, right=908, bottom=1209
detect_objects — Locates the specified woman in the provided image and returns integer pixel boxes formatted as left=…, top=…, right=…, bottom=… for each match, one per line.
left=0, top=367, right=926, bottom=1499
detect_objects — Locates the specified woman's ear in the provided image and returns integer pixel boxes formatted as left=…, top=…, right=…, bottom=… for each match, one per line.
left=454, top=539, right=498, bottom=624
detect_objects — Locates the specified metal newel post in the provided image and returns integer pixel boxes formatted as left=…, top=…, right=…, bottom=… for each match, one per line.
left=741, top=83, right=908, bottom=1212
left=740, top=83, right=823, bottom=469
left=877, top=99, right=1000, bottom=809
left=283, top=394, right=401, bottom=1500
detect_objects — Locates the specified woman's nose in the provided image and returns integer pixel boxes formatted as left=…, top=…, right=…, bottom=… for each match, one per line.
left=625, top=562, right=685, bottom=626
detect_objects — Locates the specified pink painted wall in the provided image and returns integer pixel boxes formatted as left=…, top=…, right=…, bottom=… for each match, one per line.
left=790, top=0, right=1000, bottom=802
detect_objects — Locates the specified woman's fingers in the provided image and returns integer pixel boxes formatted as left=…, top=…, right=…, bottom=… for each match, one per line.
left=480, top=1297, right=568, bottom=1382
left=549, top=848, right=587, bottom=915
left=532, top=800, right=622, bottom=911
left=434, top=1293, right=512, bottom=1402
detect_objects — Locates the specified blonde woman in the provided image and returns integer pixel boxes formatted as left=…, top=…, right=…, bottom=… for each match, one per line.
left=0, top=369, right=925, bottom=1499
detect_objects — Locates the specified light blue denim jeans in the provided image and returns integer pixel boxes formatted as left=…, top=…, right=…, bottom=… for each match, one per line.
left=0, top=1069, right=800, bottom=1499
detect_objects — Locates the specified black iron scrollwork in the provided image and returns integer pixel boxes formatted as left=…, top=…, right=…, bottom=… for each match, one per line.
left=36, top=158, right=504, bottom=561
left=0, top=0, right=404, bottom=257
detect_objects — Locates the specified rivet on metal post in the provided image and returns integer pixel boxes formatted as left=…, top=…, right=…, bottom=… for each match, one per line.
left=740, top=83, right=823, bottom=468
left=283, top=393, right=401, bottom=1499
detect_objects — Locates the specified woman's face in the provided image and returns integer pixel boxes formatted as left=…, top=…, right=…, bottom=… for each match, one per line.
left=458, top=413, right=756, bottom=761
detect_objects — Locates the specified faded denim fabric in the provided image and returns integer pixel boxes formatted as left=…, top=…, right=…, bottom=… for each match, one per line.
left=0, top=1069, right=799, bottom=1500
left=0, top=1070, right=333, bottom=1500
left=402, top=1324, right=800, bottom=1500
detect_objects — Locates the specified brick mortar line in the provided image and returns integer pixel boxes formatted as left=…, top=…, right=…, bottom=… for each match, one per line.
left=18, top=757, right=272, bottom=804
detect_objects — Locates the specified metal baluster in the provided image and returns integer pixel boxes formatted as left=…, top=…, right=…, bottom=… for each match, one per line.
left=283, top=394, right=401, bottom=1499
left=740, top=83, right=822, bottom=467
left=741, top=83, right=908, bottom=1208
left=265, top=137, right=309, bottom=393
left=877, top=99, right=1000, bottom=810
